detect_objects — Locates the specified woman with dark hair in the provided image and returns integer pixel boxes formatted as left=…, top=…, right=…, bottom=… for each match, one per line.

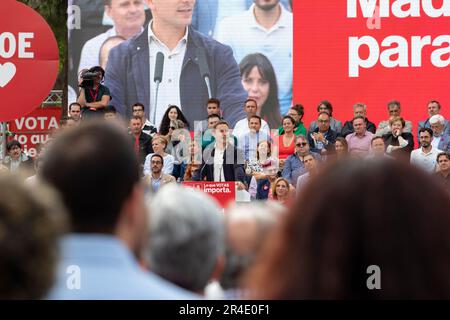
left=246, top=159, right=450, bottom=299
left=278, top=116, right=297, bottom=167
left=334, top=136, right=349, bottom=159
left=278, top=104, right=307, bottom=136
left=239, top=53, right=282, bottom=129
left=309, top=100, right=342, bottom=134
left=158, top=105, right=190, bottom=136
left=382, top=116, right=414, bottom=161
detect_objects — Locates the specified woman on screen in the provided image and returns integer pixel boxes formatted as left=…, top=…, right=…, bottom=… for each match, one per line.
left=239, top=53, right=282, bottom=129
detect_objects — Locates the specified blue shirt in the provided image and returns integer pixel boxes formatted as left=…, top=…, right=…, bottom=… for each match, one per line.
left=282, top=152, right=321, bottom=185
left=47, top=234, right=197, bottom=300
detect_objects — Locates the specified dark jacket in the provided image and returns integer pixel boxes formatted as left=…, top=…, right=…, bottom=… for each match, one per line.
left=193, top=143, right=246, bottom=184
left=105, top=25, right=247, bottom=128
left=382, top=132, right=414, bottom=160
left=307, top=127, right=338, bottom=154
left=131, top=132, right=153, bottom=165
left=341, top=118, right=376, bottom=137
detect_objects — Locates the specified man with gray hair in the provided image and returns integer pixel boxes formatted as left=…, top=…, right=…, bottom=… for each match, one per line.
left=430, top=114, right=450, bottom=153
left=147, top=184, right=225, bottom=295
left=208, top=202, right=283, bottom=299
left=341, top=103, right=376, bottom=137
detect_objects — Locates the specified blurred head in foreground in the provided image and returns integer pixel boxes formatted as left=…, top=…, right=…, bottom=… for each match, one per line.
left=246, top=159, right=450, bottom=299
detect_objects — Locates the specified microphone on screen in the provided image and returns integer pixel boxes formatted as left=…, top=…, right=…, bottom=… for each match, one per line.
left=152, top=52, right=165, bottom=124
left=196, top=47, right=212, bottom=99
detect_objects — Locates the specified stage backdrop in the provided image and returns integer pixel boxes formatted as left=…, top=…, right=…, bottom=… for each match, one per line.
left=294, top=1, right=450, bottom=133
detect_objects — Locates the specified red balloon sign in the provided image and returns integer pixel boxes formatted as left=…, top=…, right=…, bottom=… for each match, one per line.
left=0, top=0, right=59, bottom=122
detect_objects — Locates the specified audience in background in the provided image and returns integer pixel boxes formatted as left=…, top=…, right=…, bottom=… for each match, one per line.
left=341, top=103, right=376, bottom=137
left=309, top=100, right=342, bottom=134
left=429, top=115, right=450, bottom=153
left=382, top=116, right=414, bottom=161
left=410, top=128, right=442, bottom=173
left=345, top=116, right=374, bottom=157
left=143, top=154, right=176, bottom=195
left=376, top=100, right=412, bottom=136
left=418, top=100, right=450, bottom=137
left=143, top=136, right=175, bottom=176
left=279, top=104, right=307, bottom=136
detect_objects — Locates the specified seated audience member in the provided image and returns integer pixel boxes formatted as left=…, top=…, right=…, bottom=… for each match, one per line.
left=104, top=105, right=118, bottom=121
left=435, top=152, right=450, bottom=191
left=334, top=137, right=349, bottom=160
left=148, top=184, right=224, bottom=295
left=182, top=140, right=202, bottom=182
left=410, top=128, right=442, bottom=173
left=143, top=154, right=176, bottom=195
left=382, top=116, right=414, bottom=160
left=199, top=98, right=222, bottom=132
left=68, top=102, right=82, bottom=125
left=194, top=121, right=246, bottom=189
left=202, top=114, right=222, bottom=149
left=247, top=159, right=450, bottom=299
left=367, top=136, right=393, bottom=159
left=42, top=121, right=194, bottom=299
left=131, top=103, right=157, bottom=137
left=247, top=140, right=279, bottom=200
left=345, top=116, right=375, bottom=157
left=212, top=202, right=281, bottom=299
left=0, top=174, right=67, bottom=299
left=239, top=54, right=282, bottom=129
left=309, top=100, right=342, bottom=134
left=278, top=116, right=297, bottom=167
left=376, top=100, right=412, bottom=136
left=143, top=136, right=175, bottom=176
left=282, top=135, right=321, bottom=185
left=430, top=115, right=450, bottom=153
left=418, top=100, right=450, bottom=137
left=77, top=66, right=111, bottom=119
left=270, top=177, right=294, bottom=205
left=341, top=103, right=376, bottom=137
left=129, top=116, right=153, bottom=167
left=233, top=98, right=270, bottom=140
left=278, top=104, right=307, bottom=136
left=296, top=153, right=319, bottom=194
left=308, top=112, right=338, bottom=156
left=158, top=105, right=190, bottom=142
left=239, top=115, right=271, bottom=162
left=2, top=140, right=34, bottom=177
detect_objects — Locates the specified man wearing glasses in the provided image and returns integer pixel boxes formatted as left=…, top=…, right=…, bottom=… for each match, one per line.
left=307, top=112, right=338, bottom=156
left=282, top=135, right=321, bottom=185
left=143, top=154, right=176, bottom=194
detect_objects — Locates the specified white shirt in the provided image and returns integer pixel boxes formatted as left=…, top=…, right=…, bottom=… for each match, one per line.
left=215, top=3, right=293, bottom=114
left=213, top=145, right=225, bottom=182
left=431, top=135, right=442, bottom=151
left=148, top=22, right=188, bottom=127
left=143, top=153, right=175, bottom=176
left=410, top=146, right=442, bottom=173
left=232, top=118, right=270, bottom=140
left=78, top=28, right=117, bottom=74
left=216, top=0, right=247, bottom=30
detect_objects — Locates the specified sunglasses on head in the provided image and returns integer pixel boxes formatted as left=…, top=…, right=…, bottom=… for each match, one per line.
left=296, top=142, right=308, bottom=147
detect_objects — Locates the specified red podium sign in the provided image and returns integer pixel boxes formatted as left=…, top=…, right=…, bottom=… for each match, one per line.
left=182, top=181, right=236, bottom=208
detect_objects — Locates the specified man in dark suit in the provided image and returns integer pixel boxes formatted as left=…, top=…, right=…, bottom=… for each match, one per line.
left=129, top=116, right=153, bottom=166
left=104, top=0, right=247, bottom=129
left=194, top=121, right=246, bottom=188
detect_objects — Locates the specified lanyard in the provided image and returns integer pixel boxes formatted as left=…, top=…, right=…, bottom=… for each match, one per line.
left=89, top=86, right=100, bottom=101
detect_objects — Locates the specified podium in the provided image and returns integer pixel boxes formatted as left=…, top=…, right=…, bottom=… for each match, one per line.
left=182, top=181, right=236, bottom=208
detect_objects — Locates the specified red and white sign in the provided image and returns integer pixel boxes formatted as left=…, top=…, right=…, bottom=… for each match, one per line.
left=294, top=1, right=450, bottom=130
left=8, top=107, right=60, bottom=158
left=182, top=181, right=236, bottom=208
left=0, top=0, right=59, bottom=122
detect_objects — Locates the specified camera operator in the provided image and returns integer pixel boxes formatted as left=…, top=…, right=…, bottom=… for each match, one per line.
left=77, top=66, right=111, bottom=119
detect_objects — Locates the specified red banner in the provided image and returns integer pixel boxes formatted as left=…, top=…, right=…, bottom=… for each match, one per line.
left=8, top=107, right=61, bottom=158
left=182, top=181, right=236, bottom=208
left=294, top=1, right=450, bottom=131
